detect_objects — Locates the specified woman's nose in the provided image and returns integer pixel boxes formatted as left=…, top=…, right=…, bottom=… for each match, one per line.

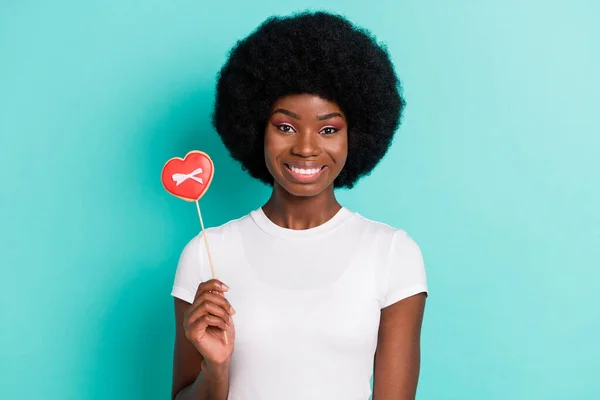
left=291, top=130, right=321, bottom=157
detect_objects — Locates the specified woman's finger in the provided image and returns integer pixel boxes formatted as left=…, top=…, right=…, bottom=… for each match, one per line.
left=186, top=300, right=232, bottom=327
left=188, top=314, right=229, bottom=333
left=194, top=279, right=229, bottom=301
left=192, top=292, right=235, bottom=315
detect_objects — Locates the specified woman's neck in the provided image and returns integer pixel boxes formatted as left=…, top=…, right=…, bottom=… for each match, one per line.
left=262, top=184, right=342, bottom=230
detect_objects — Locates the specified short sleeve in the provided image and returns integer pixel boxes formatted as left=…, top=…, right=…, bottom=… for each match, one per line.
left=382, top=230, right=428, bottom=308
left=170, top=234, right=209, bottom=304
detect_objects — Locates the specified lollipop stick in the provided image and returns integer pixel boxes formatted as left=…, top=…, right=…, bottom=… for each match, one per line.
left=195, top=200, right=229, bottom=345
left=195, top=200, right=217, bottom=279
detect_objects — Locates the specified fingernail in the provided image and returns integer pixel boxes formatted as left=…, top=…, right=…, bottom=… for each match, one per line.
left=220, top=283, right=229, bottom=290
left=230, top=307, right=235, bottom=315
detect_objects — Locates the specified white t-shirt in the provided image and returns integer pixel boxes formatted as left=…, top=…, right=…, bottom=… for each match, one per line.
left=171, top=207, right=428, bottom=400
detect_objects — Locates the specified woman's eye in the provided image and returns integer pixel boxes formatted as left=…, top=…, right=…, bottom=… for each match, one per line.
left=320, top=127, right=338, bottom=135
left=277, top=124, right=296, bottom=133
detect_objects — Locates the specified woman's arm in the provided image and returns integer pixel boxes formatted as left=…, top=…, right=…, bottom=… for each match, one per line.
left=372, top=292, right=427, bottom=400
left=171, top=280, right=235, bottom=400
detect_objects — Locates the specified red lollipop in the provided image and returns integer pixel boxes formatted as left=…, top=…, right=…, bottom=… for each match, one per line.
left=161, top=150, right=214, bottom=202
left=161, top=150, right=228, bottom=344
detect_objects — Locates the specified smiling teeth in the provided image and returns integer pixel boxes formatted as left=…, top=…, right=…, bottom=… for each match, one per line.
left=290, top=166, right=321, bottom=175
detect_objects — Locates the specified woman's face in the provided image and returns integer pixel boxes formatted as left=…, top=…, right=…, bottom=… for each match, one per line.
left=264, top=93, right=348, bottom=197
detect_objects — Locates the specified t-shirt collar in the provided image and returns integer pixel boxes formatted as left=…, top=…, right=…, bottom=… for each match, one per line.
left=250, top=206, right=353, bottom=239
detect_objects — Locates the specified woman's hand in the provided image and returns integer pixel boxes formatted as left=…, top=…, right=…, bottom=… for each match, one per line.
left=183, top=279, right=236, bottom=366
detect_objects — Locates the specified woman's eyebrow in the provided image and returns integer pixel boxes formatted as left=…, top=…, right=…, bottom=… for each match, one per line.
left=317, top=112, right=344, bottom=121
left=272, top=109, right=345, bottom=121
left=272, top=108, right=301, bottom=120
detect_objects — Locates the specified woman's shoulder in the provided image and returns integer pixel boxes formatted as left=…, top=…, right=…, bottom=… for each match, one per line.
left=346, top=210, right=428, bottom=306
left=201, top=210, right=255, bottom=237
left=171, top=210, right=255, bottom=303
left=346, top=209, right=423, bottom=263
left=178, top=210, right=255, bottom=261
left=348, top=209, right=411, bottom=239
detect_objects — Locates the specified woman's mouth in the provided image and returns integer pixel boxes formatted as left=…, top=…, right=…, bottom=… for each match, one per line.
left=284, top=163, right=327, bottom=183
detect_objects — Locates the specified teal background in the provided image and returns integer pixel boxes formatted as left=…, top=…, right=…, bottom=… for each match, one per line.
left=1, top=1, right=598, bottom=399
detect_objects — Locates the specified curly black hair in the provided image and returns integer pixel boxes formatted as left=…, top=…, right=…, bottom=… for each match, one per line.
left=212, top=11, right=405, bottom=188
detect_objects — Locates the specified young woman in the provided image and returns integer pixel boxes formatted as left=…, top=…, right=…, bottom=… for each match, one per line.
left=170, top=11, right=428, bottom=400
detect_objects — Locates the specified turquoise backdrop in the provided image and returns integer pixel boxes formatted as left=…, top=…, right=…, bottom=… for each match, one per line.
left=1, top=1, right=598, bottom=399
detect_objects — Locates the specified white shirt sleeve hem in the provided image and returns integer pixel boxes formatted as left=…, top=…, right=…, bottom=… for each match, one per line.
left=171, top=286, right=195, bottom=304
left=382, top=283, right=428, bottom=308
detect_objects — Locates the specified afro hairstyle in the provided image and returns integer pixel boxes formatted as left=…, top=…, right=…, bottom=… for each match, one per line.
left=212, top=11, right=405, bottom=188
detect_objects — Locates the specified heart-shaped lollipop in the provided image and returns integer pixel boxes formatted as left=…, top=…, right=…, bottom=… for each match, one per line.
left=161, top=150, right=214, bottom=202
left=161, top=150, right=228, bottom=344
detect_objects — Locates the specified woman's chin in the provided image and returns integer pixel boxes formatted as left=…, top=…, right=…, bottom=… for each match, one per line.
left=275, top=179, right=332, bottom=198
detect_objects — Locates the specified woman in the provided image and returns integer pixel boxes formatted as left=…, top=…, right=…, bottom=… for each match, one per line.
left=170, top=11, right=428, bottom=400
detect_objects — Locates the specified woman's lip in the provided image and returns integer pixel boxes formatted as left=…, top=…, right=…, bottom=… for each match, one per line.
left=283, top=164, right=327, bottom=183
left=284, top=162, right=326, bottom=169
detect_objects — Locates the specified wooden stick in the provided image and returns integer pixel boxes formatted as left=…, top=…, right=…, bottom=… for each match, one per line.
left=195, top=200, right=229, bottom=345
